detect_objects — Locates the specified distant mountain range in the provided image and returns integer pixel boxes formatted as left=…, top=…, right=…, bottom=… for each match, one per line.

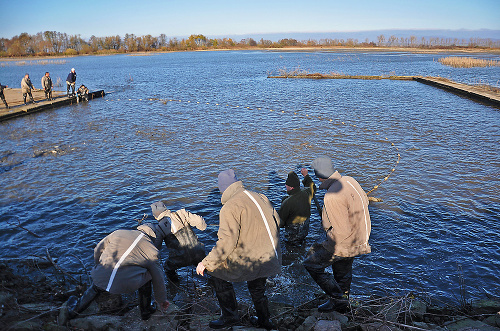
left=214, top=29, right=500, bottom=42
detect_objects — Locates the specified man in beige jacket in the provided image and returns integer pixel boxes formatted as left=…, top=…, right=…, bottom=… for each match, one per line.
left=196, top=169, right=281, bottom=330
left=21, top=73, right=36, bottom=104
left=303, top=156, right=371, bottom=313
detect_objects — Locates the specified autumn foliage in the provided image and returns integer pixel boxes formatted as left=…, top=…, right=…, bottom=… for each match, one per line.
left=1, top=31, right=499, bottom=57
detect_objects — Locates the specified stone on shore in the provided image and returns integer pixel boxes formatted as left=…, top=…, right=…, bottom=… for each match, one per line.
left=314, top=319, right=341, bottom=331
left=443, top=317, right=500, bottom=331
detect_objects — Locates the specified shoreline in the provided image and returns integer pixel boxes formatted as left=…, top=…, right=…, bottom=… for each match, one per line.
left=1, top=258, right=499, bottom=330
left=1, top=46, right=500, bottom=62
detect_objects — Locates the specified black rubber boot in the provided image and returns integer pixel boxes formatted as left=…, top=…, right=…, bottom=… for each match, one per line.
left=248, top=277, right=275, bottom=330
left=58, top=284, right=101, bottom=325
left=209, top=278, right=239, bottom=329
left=318, top=297, right=349, bottom=313
left=138, top=280, right=157, bottom=320
left=249, top=298, right=276, bottom=330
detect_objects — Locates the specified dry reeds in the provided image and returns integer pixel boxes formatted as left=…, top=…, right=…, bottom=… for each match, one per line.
left=438, top=56, right=500, bottom=68
left=268, top=68, right=413, bottom=80
left=0, top=59, right=67, bottom=67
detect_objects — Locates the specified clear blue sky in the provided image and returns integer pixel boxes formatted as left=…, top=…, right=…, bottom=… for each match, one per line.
left=1, top=0, right=499, bottom=39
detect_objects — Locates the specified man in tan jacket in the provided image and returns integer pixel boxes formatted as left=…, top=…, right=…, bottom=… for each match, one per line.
left=196, top=169, right=281, bottom=330
left=303, top=156, right=371, bottom=313
left=21, top=73, right=36, bottom=104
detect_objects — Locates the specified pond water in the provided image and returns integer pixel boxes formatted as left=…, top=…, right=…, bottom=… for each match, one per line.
left=0, top=50, right=499, bottom=306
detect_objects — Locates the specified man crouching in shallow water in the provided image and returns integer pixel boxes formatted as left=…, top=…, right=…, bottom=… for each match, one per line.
left=58, top=218, right=172, bottom=325
left=196, top=169, right=282, bottom=330
left=303, top=156, right=372, bottom=313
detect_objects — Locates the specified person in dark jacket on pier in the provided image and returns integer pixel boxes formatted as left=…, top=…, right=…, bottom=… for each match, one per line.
left=302, top=156, right=371, bottom=313
left=41, top=72, right=53, bottom=100
left=196, top=169, right=281, bottom=330
left=0, top=82, right=8, bottom=108
left=66, top=68, right=77, bottom=97
left=77, top=84, right=89, bottom=101
left=21, top=74, right=36, bottom=104
left=58, top=219, right=171, bottom=325
left=278, top=168, right=315, bottom=246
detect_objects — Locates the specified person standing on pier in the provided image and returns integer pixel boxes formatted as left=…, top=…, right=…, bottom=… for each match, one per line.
left=66, top=68, right=77, bottom=97
left=0, top=82, right=8, bottom=108
left=196, top=169, right=281, bottom=330
left=21, top=74, right=36, bottom=104
left=41, top=72, right=53, bottom=100
left=302, top=156, right=371, bottom=313
left=278, top=169, right=316, bottom=246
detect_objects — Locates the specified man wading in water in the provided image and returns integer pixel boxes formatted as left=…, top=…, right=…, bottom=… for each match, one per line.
left=303, top=156, right=372, bottom=313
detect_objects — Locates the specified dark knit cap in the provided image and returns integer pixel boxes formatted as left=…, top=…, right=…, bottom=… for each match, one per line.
left=312, top=156, right=335, bottom=179
left=285, top=171, right=300, bottom=188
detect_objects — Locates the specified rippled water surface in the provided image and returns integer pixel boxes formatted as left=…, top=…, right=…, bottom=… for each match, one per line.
left=1, top=51, right=499, bottom=304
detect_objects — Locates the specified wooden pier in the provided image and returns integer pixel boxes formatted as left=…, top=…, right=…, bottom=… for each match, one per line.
left=413, top=77, right=500, bottom=107
left=0, top=89, right=105, bottom=122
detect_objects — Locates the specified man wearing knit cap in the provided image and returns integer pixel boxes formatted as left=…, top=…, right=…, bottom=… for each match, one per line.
left=196, top=169, right=281, bottom=330
left=302, top=156, right=371, bottom=313
left=278, top=168, right=316, bottom=246
left=59, top=217, right=171, bottom=325
left=150, top=201, right=207, bottom=282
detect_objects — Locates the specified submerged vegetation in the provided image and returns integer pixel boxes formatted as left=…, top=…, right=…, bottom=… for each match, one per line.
left=268, top=67, right=414, bottom=80
left=1, top=31, right=500, bottom=58
left=438, top=56, right=500, bottom=68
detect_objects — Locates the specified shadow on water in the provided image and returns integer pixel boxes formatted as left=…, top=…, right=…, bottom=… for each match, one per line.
left=0, top=151, right=24, bottom=175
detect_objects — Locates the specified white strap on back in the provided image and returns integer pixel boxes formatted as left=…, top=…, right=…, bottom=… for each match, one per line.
left=105, top=233, right=144, bottom=292
left=243, top=190, right=278, bottom=260
left=346, top=181, right=369, bottom=244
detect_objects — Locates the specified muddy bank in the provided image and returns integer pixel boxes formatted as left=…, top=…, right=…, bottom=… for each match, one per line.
left=1, top=259, right=499, bottom=331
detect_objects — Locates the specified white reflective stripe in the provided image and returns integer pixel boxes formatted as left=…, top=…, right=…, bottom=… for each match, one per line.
left=243, top=190, right=278, bottom=260
left=106, top=233, right=144, bottom=292
left=346, top=181, right=369, bottom=244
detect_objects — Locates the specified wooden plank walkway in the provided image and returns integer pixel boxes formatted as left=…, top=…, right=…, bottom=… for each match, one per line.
left=0, top=89, right=105, bottom=122
left=412, top=77, right=500, bottom=107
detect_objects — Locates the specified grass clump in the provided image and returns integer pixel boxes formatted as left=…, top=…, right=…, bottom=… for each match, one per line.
left=438, top=57, right=500, bottom=68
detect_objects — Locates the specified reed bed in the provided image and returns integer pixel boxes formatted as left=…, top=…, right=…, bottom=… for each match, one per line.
left=438, top=56, right=500, bottom=68
left=269, top=68, right=413, bottom=80
left=0, top=59, right=67, bottom=67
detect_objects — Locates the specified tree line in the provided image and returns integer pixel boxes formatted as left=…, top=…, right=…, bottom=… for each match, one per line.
left=1, top=31, right=499, bottom=57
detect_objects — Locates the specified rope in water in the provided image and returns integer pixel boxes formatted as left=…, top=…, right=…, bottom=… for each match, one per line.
left=101, top=97, right=401, bottom=198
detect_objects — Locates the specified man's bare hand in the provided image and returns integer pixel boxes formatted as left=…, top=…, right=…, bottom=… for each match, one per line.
left=196, top=262, right=206, bottom=276
left=160, top=300, right=170, bottom=312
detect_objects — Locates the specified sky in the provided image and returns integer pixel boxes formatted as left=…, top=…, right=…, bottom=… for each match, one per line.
left=1, top=0, right=499, bottom=39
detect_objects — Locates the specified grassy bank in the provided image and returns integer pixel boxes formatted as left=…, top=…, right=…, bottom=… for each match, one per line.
left=2, top=45, right=500, bottom=62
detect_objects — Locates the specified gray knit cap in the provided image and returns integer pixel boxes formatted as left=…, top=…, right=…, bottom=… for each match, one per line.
left=218, top=169, right=238, bottom=193
left=312, top=156, right=335, bottom=179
